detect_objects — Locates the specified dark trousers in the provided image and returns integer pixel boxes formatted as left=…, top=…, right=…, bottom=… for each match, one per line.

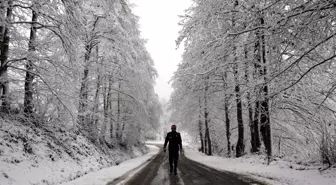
left=169, top=149, right=179, bottom=171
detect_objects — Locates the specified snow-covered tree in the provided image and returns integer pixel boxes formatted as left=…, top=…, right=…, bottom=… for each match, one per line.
left=172, top=0, right=336, bottom=165
left=0, top=0, right=160, bottom=148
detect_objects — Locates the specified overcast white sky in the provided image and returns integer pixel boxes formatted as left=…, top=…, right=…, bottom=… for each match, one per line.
left=130, top=0, right=192, bottom=101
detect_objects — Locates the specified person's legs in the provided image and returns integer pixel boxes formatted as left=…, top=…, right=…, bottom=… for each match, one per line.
left=169, top=150, right=173, bottom=173
left=173, top=150, right=179, bottom=174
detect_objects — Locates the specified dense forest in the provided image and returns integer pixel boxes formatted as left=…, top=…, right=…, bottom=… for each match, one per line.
left=170, top=0, right=336, bottom=167
left=0, top=0, right=161, bottom=147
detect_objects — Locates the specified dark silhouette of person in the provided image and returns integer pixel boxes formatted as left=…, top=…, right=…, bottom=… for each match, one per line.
left=163, top=124, right=182, bottom=175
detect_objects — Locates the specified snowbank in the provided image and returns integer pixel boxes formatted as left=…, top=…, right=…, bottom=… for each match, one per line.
left=146, top=140, right=164, bottom=145
left=0, top=118, right=149, bottom=185
left=184, top=147, right=336, bottom=185
left=60, top=145, right=159, bottom=185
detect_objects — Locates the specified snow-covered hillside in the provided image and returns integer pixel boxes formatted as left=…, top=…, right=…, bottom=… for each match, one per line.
left=0, top=118, right=148, bottom=185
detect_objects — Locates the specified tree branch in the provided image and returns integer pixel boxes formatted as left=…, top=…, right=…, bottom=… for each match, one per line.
left=269, top=32, right=336, bottom=83
left=270, top=54, right=336, bottom=98
left=8, top=65, right=75, bottom=122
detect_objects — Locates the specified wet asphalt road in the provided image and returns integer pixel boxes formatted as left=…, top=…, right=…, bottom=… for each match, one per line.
left=108, top=146, right=267, bottom=185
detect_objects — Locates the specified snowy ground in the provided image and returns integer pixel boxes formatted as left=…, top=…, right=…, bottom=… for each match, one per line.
left=184, top=145, right=336, bottom=185
left=60, top=140, right=336, bottom=185
left=2, top=126, right=335, bottom=185
left=148, top=139, right=336, bottom=185
left=0, top=118, right=149, bottom=185
left=146, top=140, right=165, bottom=145
left=60, top=145, right=159, bottom=185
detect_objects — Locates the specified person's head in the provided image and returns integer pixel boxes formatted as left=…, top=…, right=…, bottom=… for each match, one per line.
left=171, top=124, right=177, bottom=131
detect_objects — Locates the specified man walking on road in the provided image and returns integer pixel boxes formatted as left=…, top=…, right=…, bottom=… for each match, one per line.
left=163, top=124, right=183, bottom=175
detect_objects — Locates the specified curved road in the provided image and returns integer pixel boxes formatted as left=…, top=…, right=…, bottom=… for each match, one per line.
left=108, top=146, right=266, bottom=185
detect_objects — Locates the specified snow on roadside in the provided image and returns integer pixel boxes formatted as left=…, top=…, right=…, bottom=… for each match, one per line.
left=184, top=148, right=336, bottom=185
left=146, top=140, right=164, bottom=145
left=60, top=145, right=159, bottom=185
left=0, top=118, right=148, bottom=185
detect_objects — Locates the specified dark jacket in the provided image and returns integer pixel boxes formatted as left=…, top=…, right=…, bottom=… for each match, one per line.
left=164, top=131, right=182, bottom=151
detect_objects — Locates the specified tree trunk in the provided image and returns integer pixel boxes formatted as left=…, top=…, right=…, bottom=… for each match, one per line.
left=223, top=72, right=231, bottom=157
left=252, top=100, right=261, bottom=152
left=245, top=49, right=254, bottom=152
left=91, top=46, right=101, bottom=142
left=198, top=98, right=204, bottom=153
left=231, top=0, right=244, bottom=158
left=247, top=93, right=255, bottom=152
left=24, top=5, right=38, bottom=115
left=204, top=77, right=212, bottom=155
left=260, top=90, right=271, bottom=162
left=204, top=129, right=208, bottom=154
left=199, top=118, right=204, bottom=153
left=107, top=75, right=114, bottom=140
left=116, top=80, right=121, bottom=140
left=78, top=43, right=92, bottom=128
left=258, top=15, right=272, bottom=163
left=0, top=0, right=12, bottom=111
left=101, top=76, right=108, bottom=142
left=252, top=25, right=263, bottom=154
left=246, top=46, right=261, bottom=153
left=224, top=96, right=231, bottom=157
left=234, top=71, right=244, bottom=157
left=232, top=39, right=244, bottom=157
